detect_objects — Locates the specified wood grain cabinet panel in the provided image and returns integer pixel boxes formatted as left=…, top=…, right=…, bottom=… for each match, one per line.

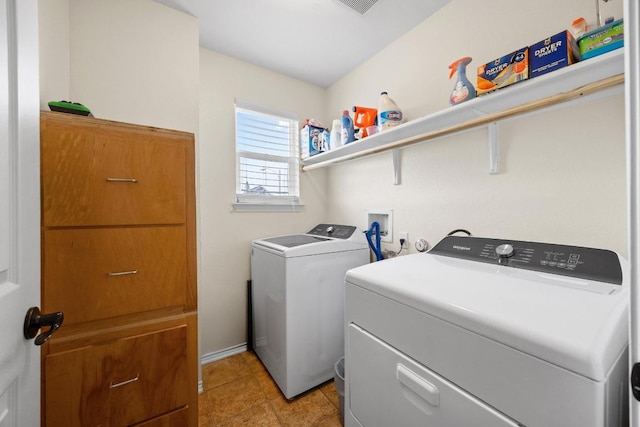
left=41, top=114, right=187, bottom=227
left=45, top=325, right=188, bottom=427
left=131, top=408, right=189, bottom=427
left=43, top=226, right=187, bottom=325
left=40, top=112, right=198, bottom=427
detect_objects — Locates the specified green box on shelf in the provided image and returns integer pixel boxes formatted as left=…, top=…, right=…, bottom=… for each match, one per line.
left=578, top=19, right=624, bottom=60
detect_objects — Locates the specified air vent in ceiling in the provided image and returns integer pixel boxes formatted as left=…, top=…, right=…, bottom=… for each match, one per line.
left=336, top=0, right=380, bottom=15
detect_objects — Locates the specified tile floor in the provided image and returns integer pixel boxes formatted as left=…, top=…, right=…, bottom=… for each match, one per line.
left=198, top=351, right=342, bottom=426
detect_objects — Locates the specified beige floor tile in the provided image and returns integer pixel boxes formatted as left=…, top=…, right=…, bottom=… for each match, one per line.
left=198, top=394, right=212, bottom=427
left=205, top=375, right=267, bottom=424
left=312, top=413, right=343, bottom=427
left=220, top=402, right=282, bottom=427
left=241, top=350, right=269, bottom=374
left=255, top=371, right=285, bottom=400
left=318, top=381, right=340, bottom=409
left=269, top=389, right=337, bottom=427
left=200, top=352, right=343, bottom=426
left=202, top=353, right=252, bottom=390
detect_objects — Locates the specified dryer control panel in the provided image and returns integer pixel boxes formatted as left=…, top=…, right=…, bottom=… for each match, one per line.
left=430, top=236, right=623, bottom=285
left=307, top=224, right=357, bottom=239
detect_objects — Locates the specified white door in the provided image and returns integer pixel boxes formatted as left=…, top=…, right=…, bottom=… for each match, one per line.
left=0, top=0, right=41, bottom=426
left=629, top=0, right=640, bottom=424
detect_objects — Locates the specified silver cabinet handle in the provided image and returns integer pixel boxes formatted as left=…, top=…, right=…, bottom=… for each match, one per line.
left=108, top=270, right=138, bottom=277
left=106, top=178, right=138, bottom=183
left=109, top=374, right=140, bottom=389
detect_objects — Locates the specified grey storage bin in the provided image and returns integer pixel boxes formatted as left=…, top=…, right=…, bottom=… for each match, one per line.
left=334, top=357, right=345, bottom=425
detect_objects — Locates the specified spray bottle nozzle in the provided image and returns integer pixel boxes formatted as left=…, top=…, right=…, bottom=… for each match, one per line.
left=449, top=56, right=473, bottom=79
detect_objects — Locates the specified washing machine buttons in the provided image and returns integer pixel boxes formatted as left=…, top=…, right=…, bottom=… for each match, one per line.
left=495, top=244, right=514, bottom=264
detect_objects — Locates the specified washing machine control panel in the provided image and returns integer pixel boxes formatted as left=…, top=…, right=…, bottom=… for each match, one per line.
left=307, top=224, right=357, bottom=239
left=430, top=236, right=623, bottom=285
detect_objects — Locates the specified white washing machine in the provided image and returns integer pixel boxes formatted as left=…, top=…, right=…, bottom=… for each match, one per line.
left=345, top=235, right=629, bottom=427
left=251, top=224, right=369, bottom=399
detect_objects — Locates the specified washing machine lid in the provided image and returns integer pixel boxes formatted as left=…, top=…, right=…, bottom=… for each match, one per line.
left=261, top=234, right=330, bottom=248
left=252, top=224, right=369, bottom=257
left=345, top=237, right=629, bottom=382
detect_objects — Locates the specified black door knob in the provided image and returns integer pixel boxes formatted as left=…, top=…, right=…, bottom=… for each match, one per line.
left=23, top=307, right=64, bottom=345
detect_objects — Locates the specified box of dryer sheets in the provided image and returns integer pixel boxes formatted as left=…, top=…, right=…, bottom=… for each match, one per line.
left=477, top=48, right=529, bottom=96
left=529, top=30, right=580, bottom=79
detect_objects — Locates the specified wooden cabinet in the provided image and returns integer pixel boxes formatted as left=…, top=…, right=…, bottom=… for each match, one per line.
left=40, top=112, right=198, bottom=427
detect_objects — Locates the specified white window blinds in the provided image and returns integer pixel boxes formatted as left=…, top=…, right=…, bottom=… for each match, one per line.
left=234, top=100, right=300, bottom=207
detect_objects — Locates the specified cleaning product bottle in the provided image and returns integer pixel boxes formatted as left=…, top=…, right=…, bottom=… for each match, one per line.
left=378, top=92, right=402, bottom=131
left=352, top=106, right=378, bottom=137
left=300, top=119, right=310, bottom=158
left=448, top=57, right=476, bottom=106
left=341, top=110, right=355, bottom=145
left=321, top=128, right=330, bottom=151
left=330, top=119, right=342, bottom=149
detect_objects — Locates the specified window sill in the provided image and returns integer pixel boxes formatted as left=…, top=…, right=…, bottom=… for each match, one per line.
left=232, top=202, right=304, bottom=213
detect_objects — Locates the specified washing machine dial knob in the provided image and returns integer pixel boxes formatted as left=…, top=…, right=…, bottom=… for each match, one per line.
left=326, top=226, right=334, bottom=234
left=495, top=244, right=514, bottom=264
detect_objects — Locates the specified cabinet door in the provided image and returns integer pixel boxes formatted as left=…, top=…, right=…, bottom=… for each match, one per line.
left=41, top=118, right=187, bottom=226
left=45, top=324, right=189, bottom=427
left=43, top=226, right=187, bottom=325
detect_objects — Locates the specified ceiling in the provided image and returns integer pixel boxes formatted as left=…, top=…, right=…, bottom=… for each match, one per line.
left=154, top=0, right=449, bottom=88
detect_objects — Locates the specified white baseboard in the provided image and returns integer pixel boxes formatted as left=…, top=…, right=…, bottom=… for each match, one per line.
left=198, top=343, right=248, bottom=393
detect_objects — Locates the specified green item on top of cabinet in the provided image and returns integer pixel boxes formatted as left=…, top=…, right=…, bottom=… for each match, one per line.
left=48, top=100, right=92, bottom=116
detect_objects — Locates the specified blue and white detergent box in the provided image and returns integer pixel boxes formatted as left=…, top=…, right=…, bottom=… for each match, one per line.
left=529, top=30, right=580, bottom=79
left=300, top=124, right=329, bottom=158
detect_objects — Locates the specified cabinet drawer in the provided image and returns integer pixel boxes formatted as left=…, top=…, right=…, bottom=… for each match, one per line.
left=45, top=325, right=189, bottom=427
left=43, top=227, right=187, bottom=325
left=131, top=407, right=189, bottom=427
left=41, top=124, right=187, bottom=226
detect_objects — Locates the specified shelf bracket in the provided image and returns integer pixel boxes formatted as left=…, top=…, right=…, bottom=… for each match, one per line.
left=393, top=148, right=401, bottom=185
left=488, top=122, right=499, bottom=174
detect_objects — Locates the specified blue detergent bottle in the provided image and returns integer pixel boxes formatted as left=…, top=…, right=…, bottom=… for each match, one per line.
left=341, top=110, right=355, bottom=144
left=448, top=57, right=476, bottom=106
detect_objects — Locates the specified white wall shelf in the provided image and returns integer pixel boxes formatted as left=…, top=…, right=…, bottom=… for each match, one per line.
left=301, top=49, right=624, bottom=173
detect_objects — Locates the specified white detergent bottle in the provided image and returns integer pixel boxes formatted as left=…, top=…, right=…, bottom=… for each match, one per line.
left=330, top=119, right=342, bottom=149
left=378, top=91, right=403, bottom=131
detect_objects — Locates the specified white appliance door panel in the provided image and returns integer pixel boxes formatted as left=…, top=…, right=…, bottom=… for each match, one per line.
left=348, top=324, right=519, bottom=427
left=286, top=249, right=368, bottom=397
left=345, top=283, right=606, bottom=427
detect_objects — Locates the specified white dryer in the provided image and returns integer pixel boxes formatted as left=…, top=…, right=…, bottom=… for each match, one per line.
left=251, top=224, right=369, bottom=399
left=345, top=235, right=629, bottom=427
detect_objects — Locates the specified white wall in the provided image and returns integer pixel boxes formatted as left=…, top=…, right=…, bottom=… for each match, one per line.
left=38, top=0, right=70, bottom=108
left=39, top=0, right=199, bottom=133
left=325, top=0, right=627, bottom=255
left=198, top=49, right=328, bottom=354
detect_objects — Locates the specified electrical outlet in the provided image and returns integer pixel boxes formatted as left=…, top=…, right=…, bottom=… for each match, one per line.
left=399, top=232, right=408, bottom=248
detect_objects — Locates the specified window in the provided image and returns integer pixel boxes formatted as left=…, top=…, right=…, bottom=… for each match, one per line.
left=234, top=100, right=300, bottom=211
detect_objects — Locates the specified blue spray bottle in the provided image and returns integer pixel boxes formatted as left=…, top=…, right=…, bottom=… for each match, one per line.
left=448, top=57, right=476, bottom=106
